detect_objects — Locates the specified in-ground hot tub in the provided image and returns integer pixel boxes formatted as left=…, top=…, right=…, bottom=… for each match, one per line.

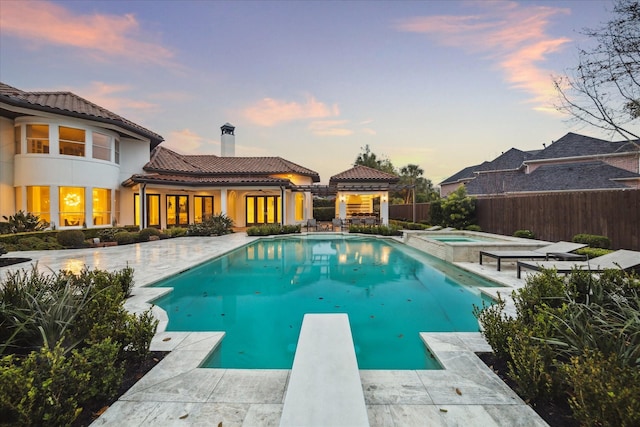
left=403, top=230, right=548, bottom=263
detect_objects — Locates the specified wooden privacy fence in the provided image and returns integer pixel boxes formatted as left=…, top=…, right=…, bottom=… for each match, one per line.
left=387, top=203, right=431, bottom=223
left=389, top=190, right=640, bottom=250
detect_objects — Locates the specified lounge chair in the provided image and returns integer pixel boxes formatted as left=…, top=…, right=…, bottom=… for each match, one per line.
left=332, top=218, right=347, bottom=231
left=479, top=241, right=587, bottom=271
left=517, top=249, right=640, bottom=278
left=306, top=218, right=318, bottom=231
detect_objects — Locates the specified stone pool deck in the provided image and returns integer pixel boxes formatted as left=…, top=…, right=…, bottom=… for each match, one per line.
left=1, top=233, right=548, bottom=426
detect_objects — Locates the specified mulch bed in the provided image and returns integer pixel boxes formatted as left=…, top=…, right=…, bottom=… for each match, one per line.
left=73, top=351, right=168, bottom=426
left=0, top=257, right=32, bottom=267
left=477, top=352, right=579, bottom=427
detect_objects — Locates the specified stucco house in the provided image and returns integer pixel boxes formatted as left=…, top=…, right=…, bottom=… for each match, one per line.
left=440, top=133, right=640, bottom=197
left=0, top=82, right=320, bottom=229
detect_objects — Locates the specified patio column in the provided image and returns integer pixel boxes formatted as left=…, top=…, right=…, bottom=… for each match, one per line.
left=380, top=192, right=389, bottom=225
left=220, top=188, right=228, bottom=216
left=338, top=192, right=346, bottom=219
left=306, top=191, right=313, bottom=220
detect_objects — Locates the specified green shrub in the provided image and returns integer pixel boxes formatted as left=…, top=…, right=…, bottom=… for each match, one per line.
left=246, top=224, right=301, bottom=236
left=440, top=186, right=476, bottom=229
left=562, top=350, right=640, bottom=427
left=465, top=225, right=482, bottom=231
left=187, top=213, right=234, bottom=236
left=513, top=229, right=535, bottom=239
left=114, top=231, right=138, bottom=245
left=1, top=211, right=49, bottom=233
left=572, top=233, right=611, bottom=249
left=0, top=244, right=6, bottom=257
left=167, top=227, right=188, bottom=237
left=575, top=247, right=614, bottom=259
left=123, top=309, right=159, bottom=364
left=473, top=296, right=514, bottom=360
left=97, top=227, right=127, bottom=242
left=12, top=236, right=61, bottom=251
left=56, top=230, right=86, bottom=248
left=0, top=222, right=11, bottom=235
left=138, top=227, right=162, bottom=242
left=429, top=198, right=444, bottom=226
left=475, top=268, right=640, bottom=422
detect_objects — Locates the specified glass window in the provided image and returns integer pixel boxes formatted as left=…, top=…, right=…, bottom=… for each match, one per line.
left=295, top=193, right=304, bottom=221
left=26, top=186, right=50, bottom=222
left=92, top=132, right=111, bottom=161
left=167, top=195, right=189, bottom=226
left=194, top=196, right=214, bottom=223
left=114, top=140, right=120, bottom=164
left=147, top=194, right=160, bottom=227
left=114, top=190, right=120, bottom=226
left=92, top=188, right=111, bottom=226
left=14, top=126, right=21, bottom=154
left=134, top=193, right=160, bottom=227
left=26, top=124, right=49, bottom=154
left=59, top=186, right=84, bottom=226
left=59, top=126, right=85, bottom=157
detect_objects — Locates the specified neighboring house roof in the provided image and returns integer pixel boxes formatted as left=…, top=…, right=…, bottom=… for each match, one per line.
left=528, top=132, right=639, bottom=162
left=123, top=146, right=320, bottom=187
left=440, top=148, right=534, bottom=185
left=329, top=165, right=399, bottom=184
left=465, top=161, right=640, bottom=195
left=0, top=82, right=164, bottom=148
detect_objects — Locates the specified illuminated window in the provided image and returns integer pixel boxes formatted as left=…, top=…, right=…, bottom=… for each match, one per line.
left=148, top=194, right=160, bottom=227
left=194, top=196, right=213, bottom=223
left=14, top=126, right=21, bottom=154
left=295, top=193, right=304, bottom=221
left=59, top=126, right=85, bottom=157
left=167, top=195, right=189, bottom=226
left=114, top=190, right=120, bottom=225
left=59, top=186, right=84, bottom=226
left=135, top=193, right=160, bottom=227
left=26, top=124, right=49, bottom=154
left=92, top=188, right=111, bottom=226
left=26, top=186, right=50, bottom=222
left=92, top=132, right=111, bottom=161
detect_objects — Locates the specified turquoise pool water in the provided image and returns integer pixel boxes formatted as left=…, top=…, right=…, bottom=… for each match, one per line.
left=428, top=236, right=487, bottom=243
left=152, top=236, right=495, bottom=370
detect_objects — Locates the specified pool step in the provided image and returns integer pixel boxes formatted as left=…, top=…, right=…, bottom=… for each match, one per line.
left=280, top=313, right=369, bottom=427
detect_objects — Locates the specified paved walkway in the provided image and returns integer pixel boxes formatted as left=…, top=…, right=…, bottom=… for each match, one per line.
left=1, top=233, right=548, bottom=426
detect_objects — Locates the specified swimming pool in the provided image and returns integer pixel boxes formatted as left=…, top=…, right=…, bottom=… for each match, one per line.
left=151, top=235, right=495, bottom=370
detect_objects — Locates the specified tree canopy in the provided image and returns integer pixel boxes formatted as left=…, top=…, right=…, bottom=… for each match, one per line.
left=554, top=0, right=640, bottom=140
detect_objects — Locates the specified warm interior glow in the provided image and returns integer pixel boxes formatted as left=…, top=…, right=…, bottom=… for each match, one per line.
left=59, top=186, right=85, bottom=226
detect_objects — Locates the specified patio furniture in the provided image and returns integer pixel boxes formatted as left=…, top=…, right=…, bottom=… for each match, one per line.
left=364, top=217, right=376, bottom=227
left=332, top=218, right=347, bottom=231
left=479, top=241, right=587, bottom=271
left=517, top=249, right=640, bottom=278
left=306, top=218, right=318, bottom=231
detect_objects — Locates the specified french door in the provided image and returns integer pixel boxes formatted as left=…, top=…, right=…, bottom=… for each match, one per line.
left=246, top=195, right=280, bottom=226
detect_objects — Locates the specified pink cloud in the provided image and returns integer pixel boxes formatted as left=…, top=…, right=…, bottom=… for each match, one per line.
left=243, top=96, right=340, bottom=127
left=395, top=1, right=571, bottom=111
left=309, top=120, right=354, bottom=136
left=163, top=129, right=216, bottom=153
left=0, top=1, right=174, bottom=65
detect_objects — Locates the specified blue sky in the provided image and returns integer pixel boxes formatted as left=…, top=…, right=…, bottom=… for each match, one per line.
left=0, top=0, right=625, bottom=184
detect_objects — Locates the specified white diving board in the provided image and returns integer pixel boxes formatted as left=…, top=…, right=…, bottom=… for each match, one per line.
left=280, top=313, right=370, bottom=427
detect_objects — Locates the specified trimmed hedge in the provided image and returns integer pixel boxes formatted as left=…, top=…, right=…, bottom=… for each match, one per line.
left=572, top=233, right=611, bottom=249
left=514, top=229, right=535, bottom=239
left=246, top=224, right=301, bottom=236
left=56, top=230, right=86, bottom=248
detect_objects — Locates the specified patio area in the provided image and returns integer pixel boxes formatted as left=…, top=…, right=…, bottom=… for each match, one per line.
left=0, top=234, right=547, bottom=426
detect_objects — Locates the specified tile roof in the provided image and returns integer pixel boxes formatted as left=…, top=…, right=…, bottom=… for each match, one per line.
left=465, top=161, right=640, bottom=195
left=0, top=82, right=163, bottom=147
left=528, top=132, right=639, bottom=161
left=329, top=165, right=399, bottom=183
left=144, top=146, right=320, bottom=181
left=123, top=173, right=292, bottom=187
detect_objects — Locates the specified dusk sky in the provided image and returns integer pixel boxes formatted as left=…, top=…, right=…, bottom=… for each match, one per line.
left=0, top=0, right=624, bottom=185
